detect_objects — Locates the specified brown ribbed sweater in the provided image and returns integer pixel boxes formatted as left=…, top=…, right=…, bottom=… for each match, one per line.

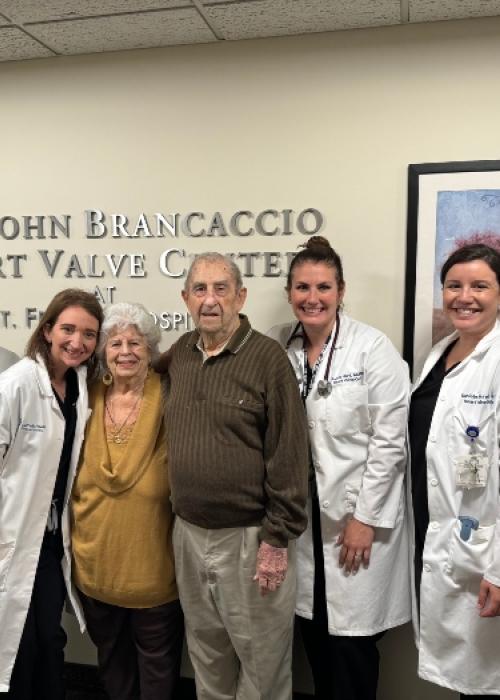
left=164, top=315, right=309, bottom=547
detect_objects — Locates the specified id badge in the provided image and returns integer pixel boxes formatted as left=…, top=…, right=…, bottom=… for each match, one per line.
left=455, top=453, right=489, bottom=489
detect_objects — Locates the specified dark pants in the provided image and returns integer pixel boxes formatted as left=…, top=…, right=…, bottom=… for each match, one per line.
left=1, top=534, right=67, bottom=700
left=299, top=615, right=384, bottom=700
left=80, top=594, right=184, bottom=700
left=301, top=491, right=384, bottom=700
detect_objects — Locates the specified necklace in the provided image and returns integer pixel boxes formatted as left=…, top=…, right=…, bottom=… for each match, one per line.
left=105, top=392, right=142, bottom=444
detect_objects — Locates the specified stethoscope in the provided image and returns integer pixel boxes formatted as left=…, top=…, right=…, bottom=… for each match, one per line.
left=288, top=312, right=341, bottom=399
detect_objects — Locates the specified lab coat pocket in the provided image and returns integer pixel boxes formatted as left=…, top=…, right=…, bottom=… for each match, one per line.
left=448, top=521, right=495, bottom=585
left=0, top=541, right=15, bottom=592
left=325, top=384, right=369, bottom=436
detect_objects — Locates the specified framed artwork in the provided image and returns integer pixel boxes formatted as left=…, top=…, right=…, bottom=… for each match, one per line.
left=404, top=160, right=500, bottom=378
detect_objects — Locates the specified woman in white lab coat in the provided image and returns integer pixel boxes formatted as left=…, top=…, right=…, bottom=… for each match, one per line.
left=268, top=236, right=411, bottom=700
left=409, top=243, right=500, bottom=698
left=0, top=289, right=102, bottom=699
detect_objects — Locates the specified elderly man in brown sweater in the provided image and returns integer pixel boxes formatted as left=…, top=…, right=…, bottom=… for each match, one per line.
left=161, top=252, right=308, bottom=700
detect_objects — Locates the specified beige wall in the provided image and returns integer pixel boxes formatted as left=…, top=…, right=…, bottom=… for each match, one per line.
left=2, top=14, right=499, bottom=359
left=3, top=14, right=500, bottom=698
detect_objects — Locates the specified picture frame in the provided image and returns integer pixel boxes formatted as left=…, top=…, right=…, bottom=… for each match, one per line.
left=404, top=159, right=500, bottom=379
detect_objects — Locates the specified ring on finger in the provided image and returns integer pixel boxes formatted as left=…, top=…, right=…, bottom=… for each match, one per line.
left=354, top=552, right=362, bottom=561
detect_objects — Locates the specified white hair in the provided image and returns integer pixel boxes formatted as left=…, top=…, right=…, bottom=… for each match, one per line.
left=98, top=302, right=161, bottom=362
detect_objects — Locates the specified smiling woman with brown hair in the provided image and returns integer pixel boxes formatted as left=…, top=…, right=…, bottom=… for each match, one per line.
left=268, top=237, right=411, bottom=700
left=409, top=243, right=500, bottom=698
left=0, top=288, right=103, bottom=699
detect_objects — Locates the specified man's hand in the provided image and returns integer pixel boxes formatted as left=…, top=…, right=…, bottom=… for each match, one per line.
left=337, top=517, right=375, bottom=574
left=253, top=541, right=288, bottom=596
left=478, top=578, right=500, bottom=617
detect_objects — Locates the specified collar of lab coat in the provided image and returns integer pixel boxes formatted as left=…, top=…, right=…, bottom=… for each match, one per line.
left=285, top=312, right=348, bottom=353
left=413, top=319, right=500, bottom=391
left=33, top=354, right=87, bottom=398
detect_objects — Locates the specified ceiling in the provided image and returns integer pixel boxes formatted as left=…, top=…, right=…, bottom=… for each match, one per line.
left=1, top=0, right=500, bottom=63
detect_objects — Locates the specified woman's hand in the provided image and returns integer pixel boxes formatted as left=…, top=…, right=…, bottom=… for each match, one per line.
left=477, top=578, right=500, bottom=617
left=337, top=518, right=375, bottom=574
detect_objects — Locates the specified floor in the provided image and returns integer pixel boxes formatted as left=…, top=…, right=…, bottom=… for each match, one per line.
left=67, top=687, right=195, bottom=700
left=65, top=664, right=310, bottom=699
left=65, top=664, right=197, bottom=699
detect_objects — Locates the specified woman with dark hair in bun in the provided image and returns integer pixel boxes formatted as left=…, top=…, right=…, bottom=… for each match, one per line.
left=409, top=243, right=500, bottom=698
left=269, top=236, right=411, bottom=700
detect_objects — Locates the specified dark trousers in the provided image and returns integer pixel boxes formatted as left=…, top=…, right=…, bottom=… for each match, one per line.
left=299, top=615, right=384, bottom=700
left=1, top=535, right=67, bottom=700
left=80, top=593, right=184, bottom=700
left=300, top=491, right=384, bottom=700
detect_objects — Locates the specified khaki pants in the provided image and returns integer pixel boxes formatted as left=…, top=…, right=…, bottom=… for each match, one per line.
left=173, top=518, right=295, bottom=700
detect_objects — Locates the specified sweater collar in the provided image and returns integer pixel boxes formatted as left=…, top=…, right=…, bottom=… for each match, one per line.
left=189, top=314, right=253, bottom=355
left=85, top=370, right=163, bottom=495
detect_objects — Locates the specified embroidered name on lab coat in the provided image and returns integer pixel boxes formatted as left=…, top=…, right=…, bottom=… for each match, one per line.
left=21, top=423, right=46, bottom=432
left=461, top=392, right=495, bottom=406
left=330, top=371, right=364, bottom=386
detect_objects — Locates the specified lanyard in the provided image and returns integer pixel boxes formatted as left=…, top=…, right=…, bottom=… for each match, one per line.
left=298, top=312, right=341, bottom=400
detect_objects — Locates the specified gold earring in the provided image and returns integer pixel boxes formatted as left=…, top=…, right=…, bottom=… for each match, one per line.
left=102, top=371, right=113, bottom=386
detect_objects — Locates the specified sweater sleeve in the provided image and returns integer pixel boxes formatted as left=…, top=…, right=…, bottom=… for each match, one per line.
left=354, top=334, right=410, bottom=529
left=260, top=347, right=309, bottom=547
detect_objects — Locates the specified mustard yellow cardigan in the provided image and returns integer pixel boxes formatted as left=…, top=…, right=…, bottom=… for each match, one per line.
left=72, top=372, right=177, bottom=608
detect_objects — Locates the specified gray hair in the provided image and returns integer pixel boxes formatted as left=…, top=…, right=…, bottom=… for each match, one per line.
left=99, top=302, right=161, bottom=362
left=184, top=252, right=243, bottom=292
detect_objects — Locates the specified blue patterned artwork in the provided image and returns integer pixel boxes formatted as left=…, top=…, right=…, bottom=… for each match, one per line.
left=433, top=189, right=500, bottom=342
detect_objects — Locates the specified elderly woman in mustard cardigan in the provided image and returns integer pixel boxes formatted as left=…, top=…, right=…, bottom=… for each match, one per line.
left=71, top=302, right=183, bottom=700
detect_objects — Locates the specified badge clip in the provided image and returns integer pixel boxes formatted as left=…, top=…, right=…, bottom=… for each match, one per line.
left=458, top=516, right=479, bottom=542
left=466, top=425, right=480, bottom=455
left=466, top=426, right=480, bottom=439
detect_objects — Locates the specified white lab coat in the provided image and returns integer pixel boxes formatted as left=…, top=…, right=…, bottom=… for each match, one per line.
left=268, top=314, right=411, bottom=635
left=0, top=357, right=88, bottom=692
left=411, top=321, right=500, bottom=695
